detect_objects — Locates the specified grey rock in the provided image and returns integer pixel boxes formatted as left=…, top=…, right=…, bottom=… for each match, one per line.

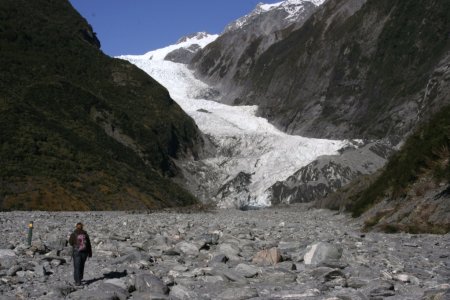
left=217, top=243, right=240, bottom=258
left=304, top=242, right=343, bottom=265
left=222, top=270, right=248, bottom=284
left=199, top=275, right=224, bottom=283
left=422, top=284, right=450, bottom=300
left=47, top=237, right=67, bottom=251
left=169, top=285, right=198, bottom=300
left=210, top=254, right=229, bottom=265
left=162, top=248, right=181, bottom=256
left=346, top=277, right=368, bottom=289
left=131, top=292, right=169, bottom=300
left=394, top=273, right=420, bottom=285
left=104, top=278, right=128, bottom=290
left=276, top=261, right=297, bottom=271
left=0, top=249, right=16, bottom=269
left=6, top=265, right=21, bottom=276
left=217, top=287, right=259, bottom=300
left=272, top=141, right=392, bottom=206
left=69, top=285, right=129, bottom=300
left=164, top=46, right=199, bottom=65
left=197, top=233, right=220, bottom=245
left=366, top=280, right=396, bottom=298
left=34, top=264, right=46, bottom=277
left=112, top=251, right=150, bottom=265
left=134, top=274, right=169, bottom=295
left=262, top=270, right=297, bottom=284
left=175, top=241, right=199, bottom=257
left=235, top=263, right=259, bottom=278
left=110, top=233, right=129, bottom=241
left=30, top=240, right=49, bottom=254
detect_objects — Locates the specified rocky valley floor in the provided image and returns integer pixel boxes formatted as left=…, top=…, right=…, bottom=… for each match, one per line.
left=0, top=206, right=449, bottom=299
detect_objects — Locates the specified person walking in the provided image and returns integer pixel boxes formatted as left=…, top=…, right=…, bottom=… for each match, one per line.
left=69, top=222, right=92, bottom=286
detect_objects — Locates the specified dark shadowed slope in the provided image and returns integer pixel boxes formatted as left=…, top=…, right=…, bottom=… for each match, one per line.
left=0, top=0, right=202, bottom=210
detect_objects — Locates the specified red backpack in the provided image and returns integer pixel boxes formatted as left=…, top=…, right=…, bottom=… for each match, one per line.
left=76, top=233, right=87, bottom=251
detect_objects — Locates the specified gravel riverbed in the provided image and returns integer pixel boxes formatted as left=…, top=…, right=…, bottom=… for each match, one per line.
left=0, top=205, right=449, bottom=299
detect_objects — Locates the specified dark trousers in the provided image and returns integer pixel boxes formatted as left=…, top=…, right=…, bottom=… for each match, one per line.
left=73, top=250, right=88, bottom=284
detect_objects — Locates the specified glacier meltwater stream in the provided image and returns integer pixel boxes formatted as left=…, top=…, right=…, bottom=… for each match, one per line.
left=120, top=42, right=350, bottom=208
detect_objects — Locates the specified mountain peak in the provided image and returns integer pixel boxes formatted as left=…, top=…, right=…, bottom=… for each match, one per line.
left=176, top=32, right=211, bottom=44
left=225, top=0, right=326, bottom=32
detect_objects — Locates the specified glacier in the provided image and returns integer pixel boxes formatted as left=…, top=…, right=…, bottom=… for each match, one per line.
left=119, top=21, right=351, bottom=208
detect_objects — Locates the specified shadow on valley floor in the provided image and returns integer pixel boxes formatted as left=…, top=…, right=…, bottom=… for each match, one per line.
left=83, top=270, right=128, bottom=285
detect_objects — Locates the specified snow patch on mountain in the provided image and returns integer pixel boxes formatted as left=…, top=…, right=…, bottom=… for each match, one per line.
left=226, top=0, right=327, bottom=32
left=118, top=32, right=218, bottom=62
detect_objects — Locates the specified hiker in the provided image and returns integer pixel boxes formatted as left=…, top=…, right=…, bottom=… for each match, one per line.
left=69, top=222, right=92, bottom=286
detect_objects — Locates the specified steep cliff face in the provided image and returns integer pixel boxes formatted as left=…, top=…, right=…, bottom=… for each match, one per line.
left=240, top=0, right=450, bottom=139
left=312, top=104, right=449, bottom=234
left=269, top=141, right=393, bottom=205
left=0, top=0, right=202, bottom=210
left=190, top=0, right=323, bottom=104
left=192, top=0, right=450, bottom=140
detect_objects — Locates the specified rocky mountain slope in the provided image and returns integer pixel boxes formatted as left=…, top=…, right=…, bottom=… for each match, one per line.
left=269, top=140, right=394, bottom=205
left=0, top=0, right=203, bottom=210
left=120, top=45, right=352, bottom=209
left=338, top=105, right=449, bottom=233
left=193, top=0, right=450, bottom=141
left=186, top=0, right=450, bottom=233
left=190, top=0, right=326, bottom=104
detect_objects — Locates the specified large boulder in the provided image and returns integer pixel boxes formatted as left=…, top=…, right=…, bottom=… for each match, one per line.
left=303, top=242, right=343, bottom=265
left=0, top=249, right=17, bottom=269
left=174, top=242, right=199, bottom=257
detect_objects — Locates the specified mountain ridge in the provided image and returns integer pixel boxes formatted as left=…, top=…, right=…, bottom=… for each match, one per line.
left=0, top=0, right=202, bottom=210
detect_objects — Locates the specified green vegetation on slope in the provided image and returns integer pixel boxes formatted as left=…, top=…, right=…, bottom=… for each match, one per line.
left=349, top=105, right=450, bottom=217
left=247, top=0, right=450, bottom=139
left=0, top=0, right=200, bottom=210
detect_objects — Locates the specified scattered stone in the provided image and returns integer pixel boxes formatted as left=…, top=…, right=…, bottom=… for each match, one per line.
left=217, top=243, right=240, bottom=261
left=0, top=249, right=16, bottom=269
left=252, top=247, right=282, bottom=265
left=346, top=277, right=368, bottom=289
left=169, top=285, right=198, bottom=300
left=41, top=256, right=66, bottom=264
left=217, top=287, right=259, bottom=300
left=235, top=263, right=259, bottom=278
left=0, top=207, right=448, bottom=299
left=218, top=269, right=248, bottom=284
left=131, top=292, right=169, bottom=300
left=175, top=242, right=199, bottom=257
left=34, top=264, right=46, bottom=277
left=134, top=274, right=169, bottom=295
left=210, top=254, right=228, bottom=265
left=110, top=234, right=129, bottom=241
left=199, top=275, right=224, bottom=283
left=6, top=265, right=21, bottom=276
left=422, top=284, right=450, bottom=300
left=104, top=278, right=128, bottom=290
left=47, top=237, right=67, bottom=251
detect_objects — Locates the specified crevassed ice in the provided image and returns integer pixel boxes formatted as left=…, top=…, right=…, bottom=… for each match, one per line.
left=119, top=37, right=348, bottom=208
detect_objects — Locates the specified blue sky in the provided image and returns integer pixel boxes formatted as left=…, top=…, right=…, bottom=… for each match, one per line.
left=69, top=0, right=281, bottom=57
